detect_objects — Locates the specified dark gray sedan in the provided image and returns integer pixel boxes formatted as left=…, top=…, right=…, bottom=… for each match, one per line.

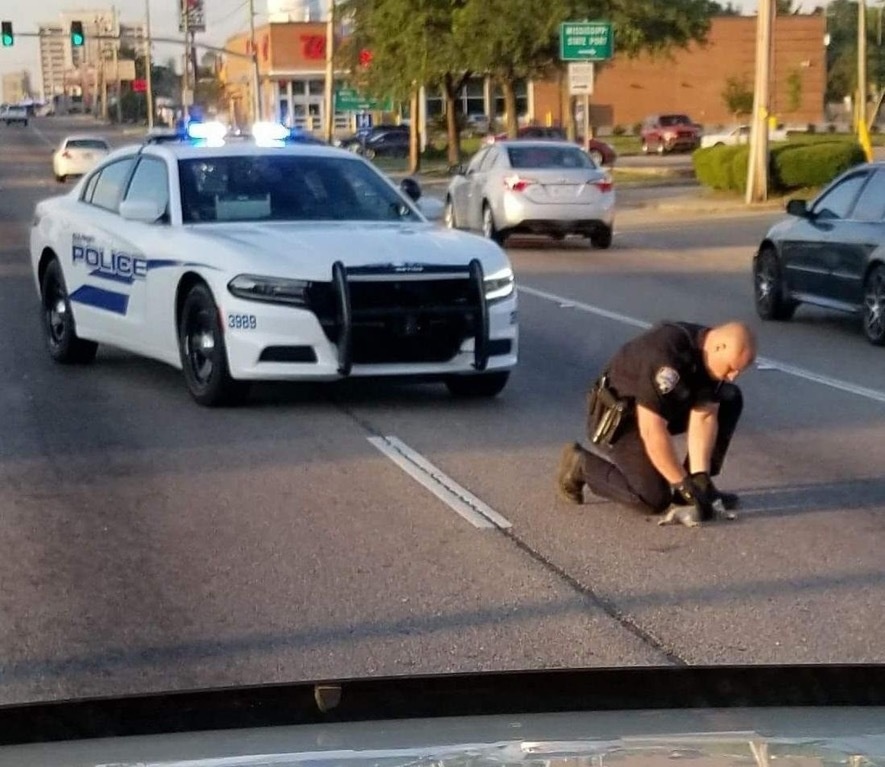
left=753, top=161, right=885, bottom=344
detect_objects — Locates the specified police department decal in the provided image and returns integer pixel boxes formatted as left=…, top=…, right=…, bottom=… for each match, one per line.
left=655, top=366, right=680, bottom=394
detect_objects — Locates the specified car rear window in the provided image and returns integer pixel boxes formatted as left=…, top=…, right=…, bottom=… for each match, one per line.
left=659, top=115, right=692, bottom=126
left=506, top=146, right=593, bottom=169
left=66, top=139, right=109, bottom=150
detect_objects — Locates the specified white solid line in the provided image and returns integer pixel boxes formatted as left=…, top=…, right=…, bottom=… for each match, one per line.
left=518, top=284, right=885, bottom=405
left=368, top=435, right=512, bottom=530
left=518, top=285, right=651, bottom=330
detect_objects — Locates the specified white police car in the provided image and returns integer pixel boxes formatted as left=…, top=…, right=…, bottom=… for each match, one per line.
left=30, top=121, right=518, bottom=406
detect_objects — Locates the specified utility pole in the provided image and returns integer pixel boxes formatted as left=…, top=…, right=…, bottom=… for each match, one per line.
left=182, top=0, right=189, bottom=120
left=113, top=6, right=121, bottom=124
left=746, top=0, right=774, bottom=204
left=323, top=0, right=335, bottom=143
left=145, top=0, right=154, bottom=128
left=859, top=0, right=868, bottom=130
left=248, top=0, right=261, bottom=122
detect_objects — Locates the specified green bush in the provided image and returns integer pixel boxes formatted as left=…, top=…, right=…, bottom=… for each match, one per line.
left=693, top=140, right=865, bottom=194
left=631, top=121, right=643, bottom=135
left=612, top=124, right=626, bottom=135
left=773, top=141, right=866, bottom=189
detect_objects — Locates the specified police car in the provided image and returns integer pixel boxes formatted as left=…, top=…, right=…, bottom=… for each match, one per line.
left=29, top=121, right=518, bottom=406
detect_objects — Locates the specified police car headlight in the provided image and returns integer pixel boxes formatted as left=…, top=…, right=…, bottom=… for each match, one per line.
left=484, top=269, right=514, bottom=303
left=228, top=274, right=309, bottom=306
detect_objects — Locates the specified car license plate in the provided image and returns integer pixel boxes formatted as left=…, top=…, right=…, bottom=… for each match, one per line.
left=547, top=186, right=573, bottom=199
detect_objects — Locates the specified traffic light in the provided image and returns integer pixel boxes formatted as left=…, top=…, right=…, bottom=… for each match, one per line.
left=70, top=20, right=84, bottom=47
left=1, top=21, right=13, bottom=47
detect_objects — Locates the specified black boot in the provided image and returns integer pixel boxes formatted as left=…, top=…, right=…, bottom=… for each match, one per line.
left=556, top=442, right=586, bottom=504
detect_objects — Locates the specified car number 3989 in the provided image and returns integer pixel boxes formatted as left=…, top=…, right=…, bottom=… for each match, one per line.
left=228, top=313, right=257, bottom=330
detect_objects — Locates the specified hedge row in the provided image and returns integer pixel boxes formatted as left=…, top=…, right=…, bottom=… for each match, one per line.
left=692, top=141, right=867, bottom=194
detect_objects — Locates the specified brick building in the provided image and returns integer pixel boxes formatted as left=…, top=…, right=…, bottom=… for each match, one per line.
left=533, top=14, right=827, bottom=129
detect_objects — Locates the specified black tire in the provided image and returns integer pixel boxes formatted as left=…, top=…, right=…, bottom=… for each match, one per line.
left=55, top=174, right=65, bottom=183
left=862, top=264, right=885, bottom=345
left=590, top=225, right=613, bottom=249
left=482, top=203, right=506, bottom=246
left=443, top=197, right=457, bottom=229
left=178, top=282, right=250, bottom=406
left=754, top=246, right=797, bottom=321
left=40, top=258, right=98, bottom=364
left=445, top=371, right=510, bottom=398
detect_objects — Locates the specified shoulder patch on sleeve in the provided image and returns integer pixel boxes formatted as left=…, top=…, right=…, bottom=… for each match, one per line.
left=654, top=366, right=680, bottom=394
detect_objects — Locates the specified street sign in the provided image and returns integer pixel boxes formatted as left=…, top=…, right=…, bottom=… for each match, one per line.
left=560, top=21, right=613, bottom=61
left=335, top=87, right=392, bottom=112
left=568, top=62, right=594, bottom=95
left=355, top=112, right=373, bottom=130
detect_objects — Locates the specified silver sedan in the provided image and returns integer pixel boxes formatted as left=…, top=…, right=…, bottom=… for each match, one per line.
left=444, top=140, right=615, bottom=248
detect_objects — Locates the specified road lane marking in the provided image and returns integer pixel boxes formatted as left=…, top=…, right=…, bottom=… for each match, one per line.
left=29, top=123, right=56, bottom=147
left=518, top=284, right=885, bottom=405
left=368, top=435, right=512, bottom=530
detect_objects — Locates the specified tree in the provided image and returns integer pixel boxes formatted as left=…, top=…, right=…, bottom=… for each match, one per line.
left=776, top=0, right=796, bottom=13
left=338, top=0, right=472, bottom=168
left=823, top=0, right=885, bottom=105
left=722, top=75, right=754, bottom=117
left=708, top=1, right=742, bottom=15
left=454, top=0, right=718, bottom=138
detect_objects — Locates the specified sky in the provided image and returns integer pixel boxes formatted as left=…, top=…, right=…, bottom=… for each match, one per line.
left=0, top=0, right=764, bottom=92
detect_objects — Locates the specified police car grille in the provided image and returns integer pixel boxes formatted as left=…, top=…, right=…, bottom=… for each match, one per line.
left=309, top=277, right=477, bottom=364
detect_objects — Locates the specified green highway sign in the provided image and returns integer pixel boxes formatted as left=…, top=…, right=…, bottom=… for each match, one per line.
left=560, top=21, right=613, bottom=61
left=335, top=88, right=392, bottom=112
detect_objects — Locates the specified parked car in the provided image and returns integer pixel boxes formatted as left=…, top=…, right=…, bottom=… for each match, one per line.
left=700, top=124, right=789, bottom=148
left=445, top=139, right=615, bottom=248
left=336, top=124, right=408, bottom=154
left=1, top=105, right=28, bottom=126
left=485, top=126, right=618, bottom=167
left=753, top=161, right=885, bottom=344
left=359, top=128, right=410, bottom=159
left=52, top=135, right=111, bottom=182
left=640, top=114, right=701, bottom=154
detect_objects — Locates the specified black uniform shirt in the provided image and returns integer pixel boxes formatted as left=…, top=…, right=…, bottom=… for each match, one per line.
left=605, top=322, right=720, bottom=429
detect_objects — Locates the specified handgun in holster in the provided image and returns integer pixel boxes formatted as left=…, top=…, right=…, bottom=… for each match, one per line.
left=587, top=374, right=630, bottom=447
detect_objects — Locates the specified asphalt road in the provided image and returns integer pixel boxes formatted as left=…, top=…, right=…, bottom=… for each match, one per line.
left=0, top=117, right=883, bottom=706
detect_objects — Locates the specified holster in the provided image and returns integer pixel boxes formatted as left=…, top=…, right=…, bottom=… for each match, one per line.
left=587, top=374, right=631, bottom=447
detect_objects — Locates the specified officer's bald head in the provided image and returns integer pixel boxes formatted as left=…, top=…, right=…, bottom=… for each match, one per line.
left=702, top=322, right=757, bottom=382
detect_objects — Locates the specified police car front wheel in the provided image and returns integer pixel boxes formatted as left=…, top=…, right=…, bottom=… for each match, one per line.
left=40, top=258, right=98, bottom=364
left=178, top=282, right=250, bottom=407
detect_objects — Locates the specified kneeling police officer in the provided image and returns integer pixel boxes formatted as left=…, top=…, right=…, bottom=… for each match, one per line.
left=556, top=321, right=757, bottom=527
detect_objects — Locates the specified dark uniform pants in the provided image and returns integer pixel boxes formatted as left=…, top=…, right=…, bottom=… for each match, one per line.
left=581, top=383, right=743, bottom=514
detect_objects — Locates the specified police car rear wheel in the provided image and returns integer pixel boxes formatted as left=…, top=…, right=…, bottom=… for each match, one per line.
left=754, top=247, right=797, bottom=321
left=445, top=371, right=510, bottom=398
left=41, top=259, right=98, bottom=364
left=179, top=283, right=249, bottom=407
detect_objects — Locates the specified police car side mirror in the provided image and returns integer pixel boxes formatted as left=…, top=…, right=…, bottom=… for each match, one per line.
left=400, top=177, right=422, bottom=201
left=119, top=199, right=165, bottom=224
left=786, top=198, right=809, bottom=218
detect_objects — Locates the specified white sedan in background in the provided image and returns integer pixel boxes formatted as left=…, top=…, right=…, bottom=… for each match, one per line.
left=52, top=135, right=111, bottom=182
left=30, top=122, right=518, bottom=406
left=444, top=140, right=615, bottom=249
left=700, top=124, right=789, bottom=148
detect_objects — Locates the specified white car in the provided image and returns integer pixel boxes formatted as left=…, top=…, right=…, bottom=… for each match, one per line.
left=700, top=124, right=789, bottom=149
left=30, top=126, right=518, bottom=406
left=445, top=140, right=615, bottom=248
left=1, top=105, right=28, bottom=126
left=52, top=135, right=111, bottom=182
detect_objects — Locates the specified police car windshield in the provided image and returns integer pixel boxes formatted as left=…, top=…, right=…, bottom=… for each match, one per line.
left=178, top=155, right=421, bottom=224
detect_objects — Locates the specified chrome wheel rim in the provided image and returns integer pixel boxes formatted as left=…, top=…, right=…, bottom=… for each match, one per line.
left=482, top=208, right=493, bottom=238
left=756, top=256, right=776, bottom=306
left=185, top=308, right=216, bottom=385
left=864, top=271, right=885, bottom=339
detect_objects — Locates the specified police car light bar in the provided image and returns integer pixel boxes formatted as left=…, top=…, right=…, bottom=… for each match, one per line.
left=252, top=121, right=291, bottom=146
left=186, top=120, right=228, bottom=145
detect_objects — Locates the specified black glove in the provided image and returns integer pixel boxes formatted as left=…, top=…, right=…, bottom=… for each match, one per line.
left=660, top=474, right=716, bottom=527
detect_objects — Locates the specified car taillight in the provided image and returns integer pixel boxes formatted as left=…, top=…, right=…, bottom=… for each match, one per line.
left=593, top=178, right=613, bottom=193
left=504, top=175, right=534, bottom=192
